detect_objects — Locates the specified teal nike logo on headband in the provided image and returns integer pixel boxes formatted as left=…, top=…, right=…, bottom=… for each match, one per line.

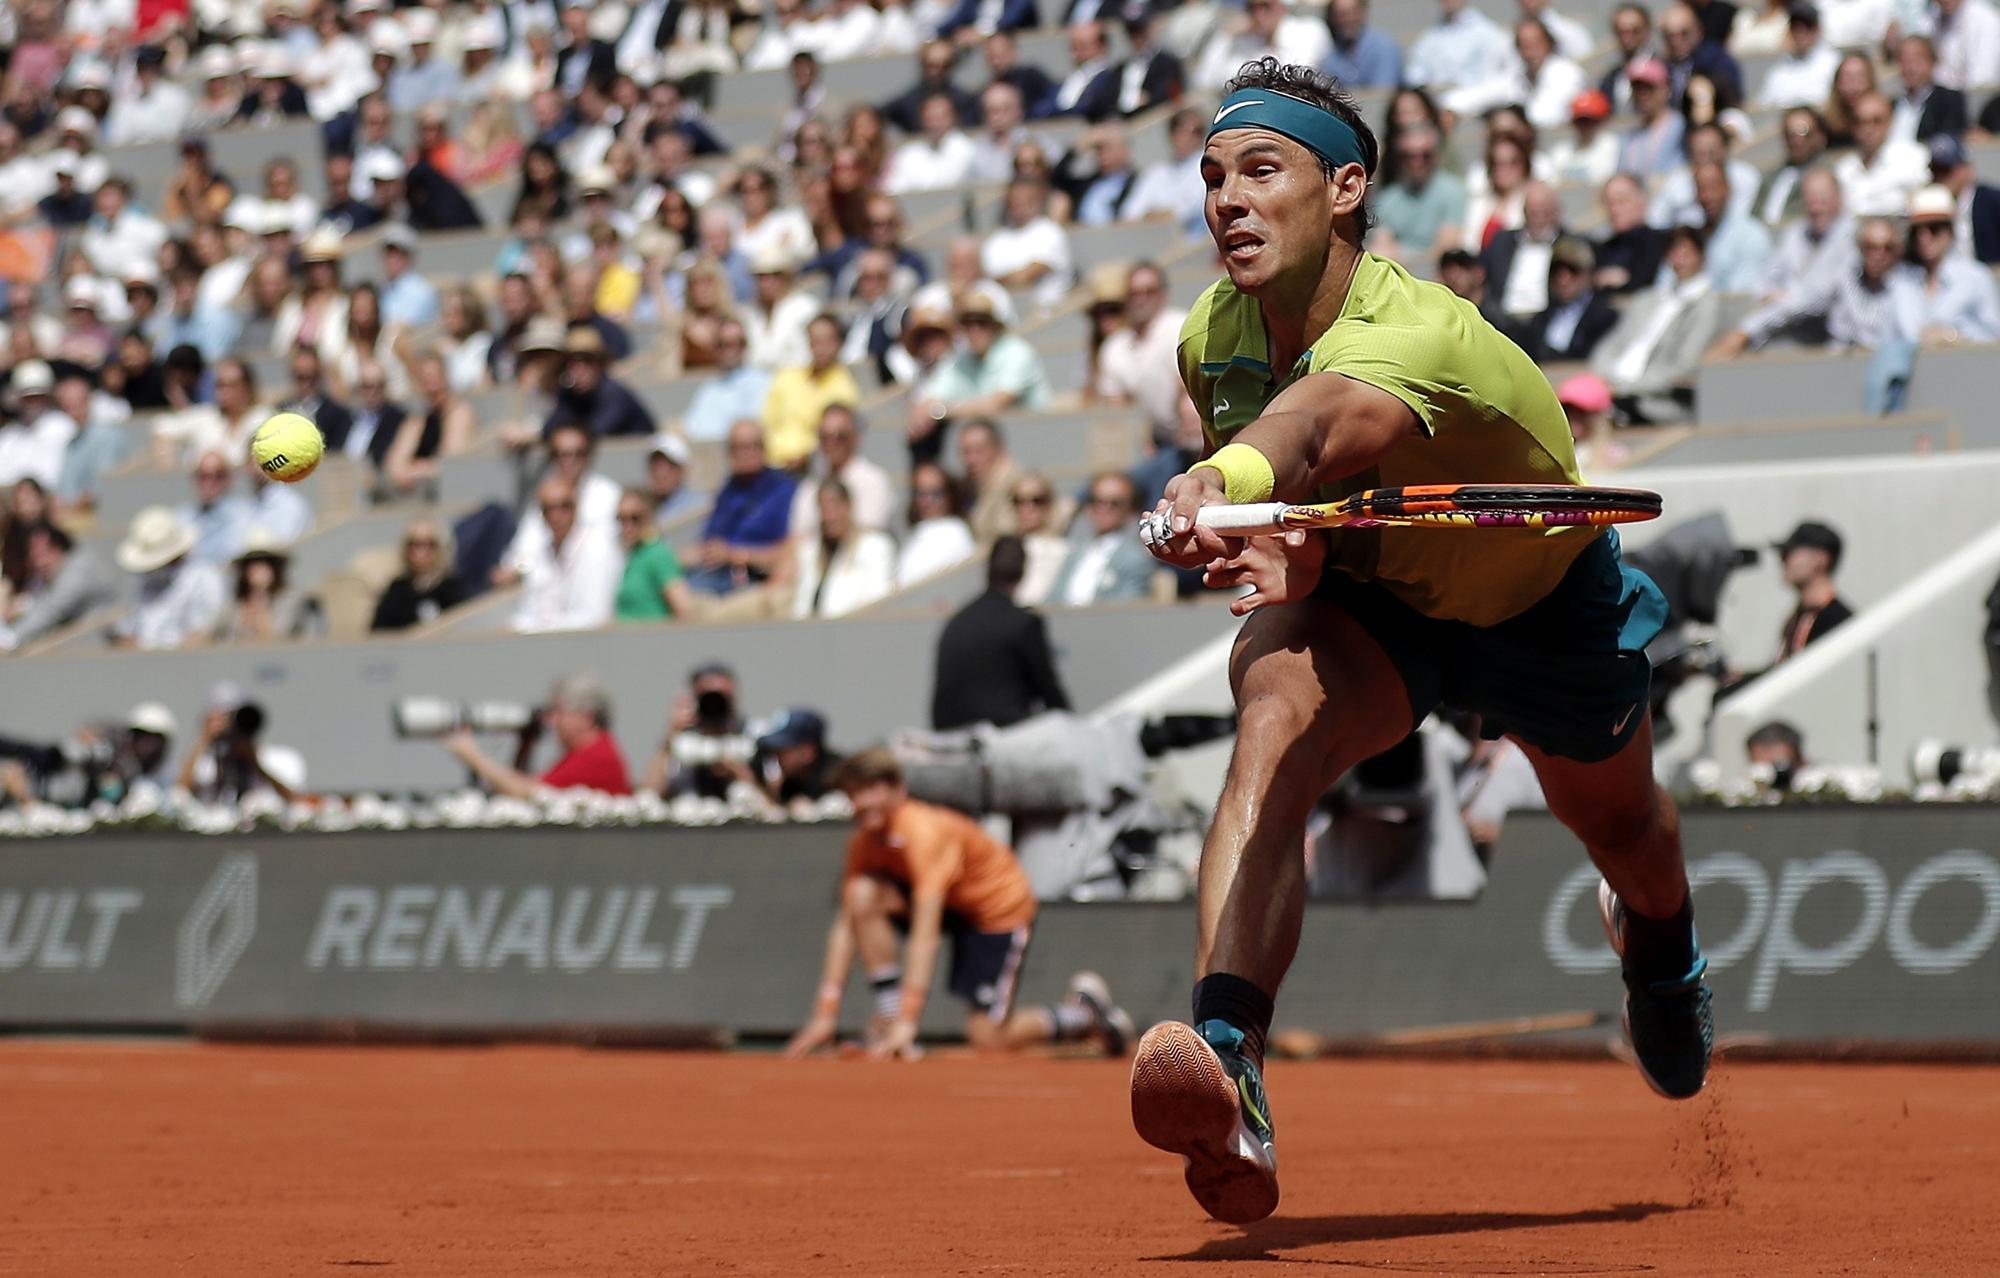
left=1206, top=87, right=1367, bottom=172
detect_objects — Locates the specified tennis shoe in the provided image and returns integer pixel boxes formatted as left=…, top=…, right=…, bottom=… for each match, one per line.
left=1130, top=1019, right=1279, bottom=1223
left=1066, top=971, right=1135, bottom=1055
left=1600, top=880, right=1712, bottom=1100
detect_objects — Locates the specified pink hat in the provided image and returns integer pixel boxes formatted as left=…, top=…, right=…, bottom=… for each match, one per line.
left=1626, top=57, right=1669, bottom=87
left=1555, top=373, right=1613, bottom=415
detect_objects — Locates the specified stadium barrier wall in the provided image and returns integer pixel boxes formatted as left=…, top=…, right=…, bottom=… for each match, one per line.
left=2, top=808, right=1995, bottom=1045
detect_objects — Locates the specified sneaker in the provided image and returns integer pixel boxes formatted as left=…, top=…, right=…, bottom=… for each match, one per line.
left=1130, top=1020, right=1279, bottom=1223
left=1066, top=971, right=1135, bottom=1055
left=1599, top=880, right=1713, bottom=1100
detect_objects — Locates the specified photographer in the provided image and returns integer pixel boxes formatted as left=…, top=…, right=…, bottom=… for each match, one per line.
left=176, top=685, right=307, bottom=805
left=442, top=672, right=632, bottom=798
left=642, top=663, right=758, bottom=801
left=754, top=708, right=842, bottom=811
left=0, top=703, right=178, bottom=811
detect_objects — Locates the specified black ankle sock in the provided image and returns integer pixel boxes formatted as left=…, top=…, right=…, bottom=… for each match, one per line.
left=1621, top=893, right=1698, bottom=984
left=1192, top=973, right=1274, bottom=1064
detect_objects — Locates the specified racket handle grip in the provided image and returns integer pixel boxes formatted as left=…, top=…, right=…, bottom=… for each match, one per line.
left=1195, top=503, right=1288, bottom=536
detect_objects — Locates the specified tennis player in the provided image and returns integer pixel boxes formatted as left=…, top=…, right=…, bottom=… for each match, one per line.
left=1129, top=58, right=1712, bottom=1223
left=784, top=747, right=1132, bottom=1061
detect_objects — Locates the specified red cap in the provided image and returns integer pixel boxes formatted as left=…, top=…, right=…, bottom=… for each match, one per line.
left=1556, top=373, right=1613, bottom=415
left=1570, top=88, right=1612, bottom=120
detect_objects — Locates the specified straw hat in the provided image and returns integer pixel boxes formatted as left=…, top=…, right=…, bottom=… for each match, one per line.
left=117, top=507, right=198, bottom=574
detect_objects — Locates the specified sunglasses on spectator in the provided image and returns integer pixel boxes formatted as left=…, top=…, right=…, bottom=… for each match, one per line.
left=821, top=428, right=855, bottom=442
left=1013, top=491, right=1051, bottom=506
left=1913, top=222, right=1952, bottom=235
left=617, top=510, right=649, bottom=524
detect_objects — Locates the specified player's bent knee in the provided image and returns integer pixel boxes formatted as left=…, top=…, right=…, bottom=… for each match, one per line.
left=1559, top=794, right=1662, bottom=856
left=964, top=1015, right=1008, bottom=1052
left=842, top=874, right=895, bottom=918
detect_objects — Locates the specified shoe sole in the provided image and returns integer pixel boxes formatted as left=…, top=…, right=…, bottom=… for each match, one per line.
left=1600, top=881, right=1706, bottom=1101
left=1130, top=1022, right=1279, bottom=1224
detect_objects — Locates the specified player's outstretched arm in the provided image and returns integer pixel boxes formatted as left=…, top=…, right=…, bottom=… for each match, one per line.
left=871, top=889, right=947, bottom=1061
left=785, top=910, right=858, bottom=1059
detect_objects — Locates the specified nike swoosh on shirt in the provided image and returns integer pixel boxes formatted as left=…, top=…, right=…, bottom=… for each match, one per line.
left=1611, top=704, right=1637, bottom=736
left=1213, top=99, right=1264, bottom=123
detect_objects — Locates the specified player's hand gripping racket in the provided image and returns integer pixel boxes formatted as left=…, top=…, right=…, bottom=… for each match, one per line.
left=1138, top=483, right=1662, bottom=546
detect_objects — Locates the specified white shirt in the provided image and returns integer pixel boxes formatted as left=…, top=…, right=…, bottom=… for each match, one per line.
left=1545, top=132, right=1620, bottom=188
left=744, top=289, right=821, bottom=370
left=1449, top=55, right=1587, bottom=130
left=1649, top=158, right=1763, bottom=228
left=0, top=410, right=77, bottom=488
left=735, top=206, right=817, bottom=270
left=790, top=530, right=896, bottom=618
left=509, top=471, right=621, bottom=568
left=78, top=210, right=169, bottom=284
left=1052, top=55, right=1114, bottom=113
left=508, top=523, right=621, bottom=634
left=790, top=455, right=896, bottom=536
left=1122, top=153, right=1203, bottom=225
left=981, top=216, right=1072, bottom=311
left=300, top=33, right=375, bottom=121
left=167, top=403, right=272, bottom=470
left=1756, top=43, right=1842, bottom=109
left=1610, top=275, right=1713, bottom=388
left=1892, top=84, right=1937, bottom=147
left=885, top=131, right=977, bottom=194
left=116, top=560, right=227, bottom=651
left=103, top=80, right=192, bottom=146
left=1405, top=6, right=1512, bottom=91
left=895, top=517, right=976, bottom=587
left=1834, top=140, right=1931, bottom=217
left=1535, top=7, right=1595, bottom=59
left=1500, top=236, right=1556, bottom=316
left=1061, top=532, right=1121, bottom=606
left=1934, top=0, right=2000, bottom=90
left=1096, top=308, right=1187, bottom=439
left=1192, top=19, right=1333, bottom=93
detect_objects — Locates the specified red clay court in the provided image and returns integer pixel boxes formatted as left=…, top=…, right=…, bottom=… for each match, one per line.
left=3, top=1042, right=1997, bottom=1276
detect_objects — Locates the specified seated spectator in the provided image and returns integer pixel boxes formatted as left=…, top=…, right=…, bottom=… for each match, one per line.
left=370, top=519, right=470, bottom=632
left=1758, top=106, right=1831, bottom=225
left=211, top=533, right=319, bottom=644
left=1835, top=91, right=1929, bottom=217
left=804, top=194, right=930, bottom=301
left=933, top=536, right=1071, bottom=730
left=763, top=315, right=862, bottom=470
left=1595, top=174, right=1666, bottom=296
left=1058, top=123, right=1138, bottom=226
left=52, top=372, right=132, bottom=515
left=730, top=166, right=816, bottom=272
left=243, top=462, right=314, bottom=548
left=898, top=461, right=978, bottom=586
left=1521, top=237, right=1619, bottom=362
left=277, top=345, right=356, bottom=466
left=1437, top=248, right=1495, bottom=313
left=688, top=421, right=798, bottom=596
left=1045, top=20, right=1122, bottom=119
left=444, top=673, right=633, bottom=797
left=385, top=350, right=478, bottom=496
left=1599, top=3, right=1654, bottom=112
left=176, top=452, right=254, bottom=566
left=495, top=476, right=621, bottom=634
left=752, top=709, right=844, bottom=809
left=1105, top=3, right=1184, bottom=120
left=1710, top=170, right=1858, bottom=353
left=1691, top=160, right=1773, bottom=293
left=1121, top=107, right=1206, bottom=230
left=1373, top=126, right=1467, bottom=263
left=109, top=507, right=228, bottom=650
left=1650, top=121, right=1762, bottom=228
left=1006, top=474, right=1074, bottom=605
left=791, top=404, right=895, bottom=537
left=1822, top=50, right=1878, bottom=148
left=1871, top=189, right=2000, bottom=417
left=1449, top=16, right=1587, bottom=129
left=886, top=91, right=978, bottom=194
left=1554, top=373, right=1629, bottom=474
left=1485, top=182, right=1567, bottom=322
left=1051, top=471, right=1153, bottom=605
left=1591, top=226, right=1723, bottom=425
left=909, top=293, right=1050, bottom=460
left=685, top=320, right=773, bottom=443
left=743, top=245, right=820, bottom=371
left=435, top=286, right=494, bottom=394
left=390, top=14, right=462, bottom=112
left=325, top=362, right=408, bottom=473
left=1617, top=60, right=1686, bottom=178
left=1756, top=5, right=1840, bottom=110
left=1196, top=2, right=1331, bottom=95
left=0, top=363, right=76, bottom=490
left=543, top=329, right=655, bottom=440
left=615, top=487, right=698, bottom=623
left=1746, top=720, right=1807, bottom=782
left=326, top=284, right=408, bottom=403
left=561, top=263, right=635, bottom=363
left=1324, top=0, right=1404, bottom=89
left=1096, top=263, right=1187, bottom=449
left=967, top=80, right=1041, bottom=183
left=880, top=44, right=975, bottom=132
left=982, top=177, right=1074, bottom=312
left=1925, top=135, right=2000, bottom=264
left=1461, top=134, right=1532, bottom=252
left=1546, top=90, right=1620, bottom=188
left=787, top=479, right=898, bottom=618
left=958, top=417, right=1023, bottom=545
left=378, top=226, right=441, bottom=329
left=78, top=178, right=169, bottom=285
left=0, top=522, right=117, bottom=651
left=839, top=250, right=918, bottom=383
left=1659, top=1, right=1744, bottom=102
left=647, top=434, right=709, bottom=528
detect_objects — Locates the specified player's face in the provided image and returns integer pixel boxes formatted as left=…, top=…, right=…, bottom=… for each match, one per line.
left=1202, top=130, right=1340, bottom=296
left=847, top=780, right=901, bottom=832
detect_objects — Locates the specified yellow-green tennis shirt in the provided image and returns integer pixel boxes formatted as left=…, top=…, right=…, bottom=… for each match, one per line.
left=1178, top=252, right=1594, bottom=627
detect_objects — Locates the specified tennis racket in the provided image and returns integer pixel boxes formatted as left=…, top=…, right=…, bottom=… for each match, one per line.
left=1137, top=484, right=1662, bottom=547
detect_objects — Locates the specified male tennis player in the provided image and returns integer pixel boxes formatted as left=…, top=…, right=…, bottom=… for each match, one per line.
left=784, top=747, right=1132, bottom=1061
left=1129, top=58, right=1712, bottom=1224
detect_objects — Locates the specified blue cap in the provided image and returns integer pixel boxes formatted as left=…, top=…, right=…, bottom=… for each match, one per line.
left=1929, top=133, right=1968, bottom=170
left=758, top=708, right=826, bottom=751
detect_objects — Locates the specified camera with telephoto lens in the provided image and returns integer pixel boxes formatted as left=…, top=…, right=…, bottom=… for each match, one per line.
left=1912, top=740, right=2000, bottom=787
left=391, top=696, right=540, bottom=740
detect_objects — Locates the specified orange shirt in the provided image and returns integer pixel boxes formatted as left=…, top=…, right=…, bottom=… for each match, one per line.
left=843, top=799, right=1037, bottom=933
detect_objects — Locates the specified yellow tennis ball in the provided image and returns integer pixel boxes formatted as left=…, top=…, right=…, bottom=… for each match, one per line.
left=251, top=412, right=325, bottom=483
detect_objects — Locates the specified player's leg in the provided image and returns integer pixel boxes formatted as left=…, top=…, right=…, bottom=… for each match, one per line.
left=842, top=873, right=911, bottom=1033
left=1133, top=597, right=1419, bottom=1223
left=953, top=930, right=1128, bottom=1053
left=1519, top=718, right=1712, bottom=1099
